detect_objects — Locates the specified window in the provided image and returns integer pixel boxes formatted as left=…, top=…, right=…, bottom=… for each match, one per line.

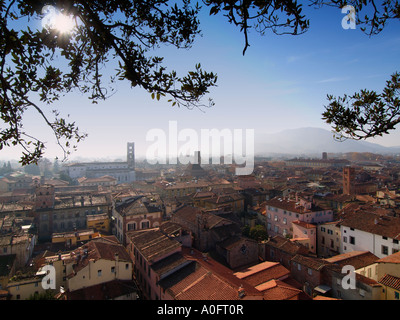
left=128, top=223, right=137, bottom=231
left=111, top=267, right=115, bottom=273
left=343, top=236, right=347, bottom=243
left=98, top=270, right=102, bottom=276
left=350, top=236, right=355, bottom=245
left=395, top=292, right=399, bottom=300
left=274, top=215, right=278, bottom=222
left=393, top=239, right=399, bottom=244
left=382, top=236, right=388, bottom=240
left=141, top=221, right=150, bottom=229
left=283, top=218, right=287, bottom=225
left=125, top=263, right=129, bottom=270
left=297, top=263, right=301, bottom=271
left=382, top=245, right=389, bottom=255
left=328, top=229, right=333, bottom=235
left=321, top=227, right=326, bottom=232
left=307, top=268, right=312, bottom=275
left=322, top=236, right=325, bottom=245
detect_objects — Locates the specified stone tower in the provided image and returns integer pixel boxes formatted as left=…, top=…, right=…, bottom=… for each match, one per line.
left=343, top=166, right=355, bottom=195
left=127, top=142, right=135, bottom=169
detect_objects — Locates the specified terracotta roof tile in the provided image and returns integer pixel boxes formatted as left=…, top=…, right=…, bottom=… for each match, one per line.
left=379, top=274, right=400, bottom=291
left=340, top=210, right=400, bottom=240
left=234, top=262, right=290, bottom=287
left=377, top=251, right=400, bottom=264
left=324, top=251, right=379, bottom=269
left=256, top=280, right=302, bottom=300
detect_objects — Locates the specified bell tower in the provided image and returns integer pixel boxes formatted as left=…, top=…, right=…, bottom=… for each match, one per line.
left=127, top=142, right=135, bottom=169
left=343, top=166, right=355, bottom=195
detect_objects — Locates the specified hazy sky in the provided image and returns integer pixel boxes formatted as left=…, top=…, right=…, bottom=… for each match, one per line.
left=3, top=3, right=400, bottom=162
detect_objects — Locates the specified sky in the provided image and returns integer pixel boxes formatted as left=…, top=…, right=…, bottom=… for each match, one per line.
left=2, top=2, right=400, bottom=163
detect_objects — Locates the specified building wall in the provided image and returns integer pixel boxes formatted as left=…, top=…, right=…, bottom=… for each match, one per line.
left=292, top=223, right=316, bottom=254
left=129, top=238, right=181, bottom=300
left=330, top=272, right=382, bottom=300
left=223, top=239, right=259, bottom=270
left=7, top=277, right=46, bottom=300
left=289, top=260, right=321, bottom=296
left=0, top=235, right=36, bottom=269
left=381, top=285, right=400, bottom=300
left=318, top=222, right=341, bottom=258
left=377, top=262, right=400, bottom=280
left=113, top=209, right=162, bottom=245
left=340, top=226, right=400, bottom=259
left=356, top=263, right=379, bottom=281
left=67, top=259, right=132, bottom=292
left=266, top=205, right=333, bottom=239
left=87, top=216, right=110, bottom=233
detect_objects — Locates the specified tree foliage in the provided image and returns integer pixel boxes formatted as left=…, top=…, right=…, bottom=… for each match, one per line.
left=1, top=1, right=399, bottom=165
left=1, top=0, right=218, bottom=165
left=311, top=0, right=400, bottom=140
left=322, top=72, right=400, bottom=141
left=249, top=224, right=268, bottom=242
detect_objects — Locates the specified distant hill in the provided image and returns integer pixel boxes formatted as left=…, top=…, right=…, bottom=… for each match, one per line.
left=256, top=127, right=400, bottom=156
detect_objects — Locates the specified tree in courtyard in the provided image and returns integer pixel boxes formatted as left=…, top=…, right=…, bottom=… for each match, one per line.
left=249, top=224, right=268, bottom=242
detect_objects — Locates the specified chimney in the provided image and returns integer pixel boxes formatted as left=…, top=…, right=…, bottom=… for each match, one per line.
left=238, top=286, right=246, bottom=299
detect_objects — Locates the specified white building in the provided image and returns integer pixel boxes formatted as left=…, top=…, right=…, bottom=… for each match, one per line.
left=63, top=142, right=136, bottom=183
left=339, top=211, right=400, bottom=259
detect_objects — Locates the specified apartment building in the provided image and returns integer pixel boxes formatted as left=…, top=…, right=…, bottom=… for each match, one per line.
left=265, top=194, right=333, bottom=239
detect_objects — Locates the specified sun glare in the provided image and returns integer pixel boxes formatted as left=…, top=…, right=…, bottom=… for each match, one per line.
left=42, top=5, right=76, bottom=34
left=53, top=14, right=75, bottom=34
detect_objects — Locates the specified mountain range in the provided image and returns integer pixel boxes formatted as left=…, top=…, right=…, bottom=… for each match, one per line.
left=255, top=127, right=400, bottom=156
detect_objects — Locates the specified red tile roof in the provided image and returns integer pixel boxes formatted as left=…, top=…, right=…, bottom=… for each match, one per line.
left=377, top=251, right=400, bottom=264
left=159, top=247, right=262, bottom=300
left=340, top=209, right=400, bottom=240
left=256, top=280, right=302, bottom=300
left=324, top=251, right=379, bottom=269
left=66, top=280, right=137, bottom=300
left=234, top=261, right=290, bottom=287
left=379, top=274, right=400, bottom=291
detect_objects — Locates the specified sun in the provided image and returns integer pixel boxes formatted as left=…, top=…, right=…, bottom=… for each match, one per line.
left=42, top=5, right=76, bottom=34
left=53, top=13, right=75, bottom=34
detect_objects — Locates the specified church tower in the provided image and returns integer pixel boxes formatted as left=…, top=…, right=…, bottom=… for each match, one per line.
left=127, top=142, right=135, bottom=169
